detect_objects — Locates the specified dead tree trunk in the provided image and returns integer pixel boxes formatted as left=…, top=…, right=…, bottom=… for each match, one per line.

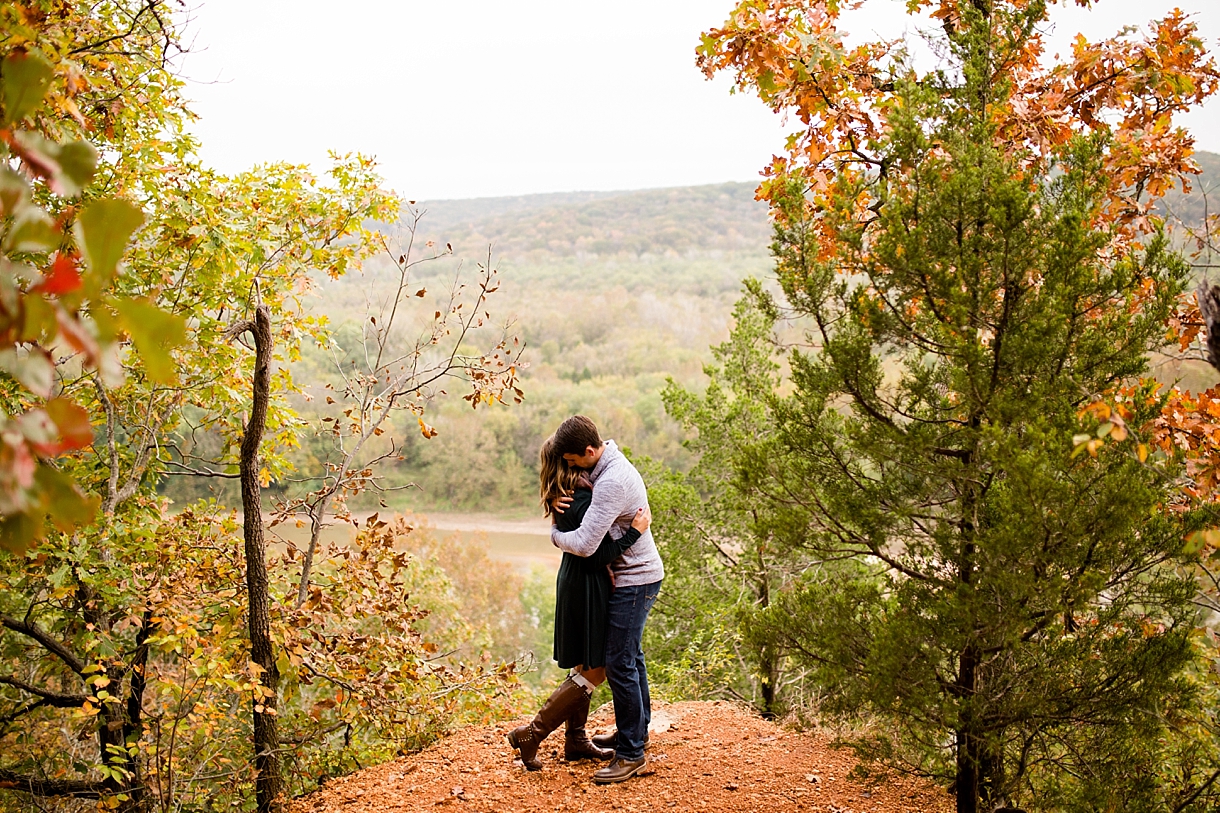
left=231, top=305, right=282, bottom=812
left=1197, top=279, right=1220, bottom=373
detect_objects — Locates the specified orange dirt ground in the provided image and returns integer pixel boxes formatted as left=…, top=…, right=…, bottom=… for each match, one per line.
left=289, top=700, right=953, bottom=813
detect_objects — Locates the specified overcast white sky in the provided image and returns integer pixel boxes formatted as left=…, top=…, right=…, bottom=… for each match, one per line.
left=179, top=0, right=1220, bottom=201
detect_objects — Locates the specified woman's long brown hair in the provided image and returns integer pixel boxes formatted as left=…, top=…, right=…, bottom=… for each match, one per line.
left=539, top=434, right=582, bottom=519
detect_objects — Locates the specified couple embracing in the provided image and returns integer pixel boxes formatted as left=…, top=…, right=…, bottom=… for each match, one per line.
left=507, top=415, right=664, bottom=785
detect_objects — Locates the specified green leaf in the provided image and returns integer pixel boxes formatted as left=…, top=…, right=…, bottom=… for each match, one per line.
left=4, top=206, right=59, bottom=253
left=112, top=297, right=185, bottom=383
left=0, top=167, right=29, bottom=217
left=0, top=347, right=54, bottom=397
left=11, top=132, right=97, bottom=197
left=91, top=305, right=122, bottom=344
left=54, top=141, right=98, bottom=195
left=20, top=291, right=56, bottom=343
left=1, top=52, right=54, bottom=125
left=0, top=510, right=42, bottom=554
left=1184, top=529, right=1220, bottom=557
left=75, top=199, right=144, bottom=281
left=35, top=466, right=98, bottom=533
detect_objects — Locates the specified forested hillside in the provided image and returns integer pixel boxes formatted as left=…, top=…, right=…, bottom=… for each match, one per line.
left=169, top=158, right=1220, bottom=516
left=1159, top=149, right=1220, bottom=225
left=166, top=182, right=778, bottom=513
left=418, top=182, right=772, bottom=260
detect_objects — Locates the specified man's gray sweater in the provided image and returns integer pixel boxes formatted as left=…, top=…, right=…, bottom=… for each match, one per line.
left=550, top=440, right=665, bottom=587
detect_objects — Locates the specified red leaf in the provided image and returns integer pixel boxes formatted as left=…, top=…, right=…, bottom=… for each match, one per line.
left=55, top=307, right=100, bottom=362
left=34, top=253, right=81, bottom=295
left=3, top=434, right=37, bottom=488
left=4, top=131, right=56, bottom=181
left=43, top=398, right=92, bottom=451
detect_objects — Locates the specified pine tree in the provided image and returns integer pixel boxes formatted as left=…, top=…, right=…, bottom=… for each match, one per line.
left=650, top=289, right=806, bottom=716
left=693, top=1, right=1220, bottom=809
left=764, top=42, right=1204, bottom=813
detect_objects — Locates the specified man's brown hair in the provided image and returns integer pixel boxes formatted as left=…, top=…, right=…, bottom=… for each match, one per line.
left=554, top=415, right=602, bottom=456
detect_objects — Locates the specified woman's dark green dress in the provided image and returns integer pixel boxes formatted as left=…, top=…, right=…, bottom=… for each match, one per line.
left=552, top=488, right=640, bottom=669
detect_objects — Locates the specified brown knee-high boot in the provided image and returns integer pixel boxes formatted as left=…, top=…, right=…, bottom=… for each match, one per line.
left=564, top=687, right=613, bottom=762
left=507, top=677, right=586, bottom=770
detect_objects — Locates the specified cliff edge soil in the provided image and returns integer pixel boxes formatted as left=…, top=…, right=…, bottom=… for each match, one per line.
left=290, top=700, right=952, bottom=813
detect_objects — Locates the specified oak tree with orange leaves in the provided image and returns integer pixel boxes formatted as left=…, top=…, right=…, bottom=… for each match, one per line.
left=695, top=0, right=1220, bottom=810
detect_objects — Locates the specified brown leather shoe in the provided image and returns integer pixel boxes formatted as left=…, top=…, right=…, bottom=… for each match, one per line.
left=591, top=729, right=649, bottom=751
left=593, top=756, right=647, bottom=784
left=507, top=677, right=587, bottom=770
left=591, top=729, right=616, bottom=749
left=565, top=690, right=613, bottom=761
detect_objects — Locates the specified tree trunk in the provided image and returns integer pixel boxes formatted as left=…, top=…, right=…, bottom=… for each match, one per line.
left=117, top=609, right=156, bottom=812
left=1197, top=279, right=1220, bottom=373
left=755, top=554, right=779, bottom=719
left=758, top=649, right=778, bottom=720
left=955, top=464, right=982, bottom=813
left=295, top=495, right=332, bottom=608
left=79, top=585, right=128, bottom=801
left=236, top=306, right=282, bottom=813
left=955, top=641, right=980, bottom=813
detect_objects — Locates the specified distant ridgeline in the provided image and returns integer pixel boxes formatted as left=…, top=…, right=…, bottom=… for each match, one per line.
left=1157, top=149, right=1220, bottom=228
left=412, top=182, right=773, bottom=266
left=404, top=150, right=1217, bottom=270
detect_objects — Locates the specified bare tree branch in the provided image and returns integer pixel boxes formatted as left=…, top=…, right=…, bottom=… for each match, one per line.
left=0, top=769, right=106, bottom=799
left=0, top=616, right=86, bottom=675
left=0, top=675, right=87, bottom=707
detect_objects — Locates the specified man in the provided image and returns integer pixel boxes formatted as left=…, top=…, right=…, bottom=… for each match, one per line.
left=550, top=415, right=664, bottom=785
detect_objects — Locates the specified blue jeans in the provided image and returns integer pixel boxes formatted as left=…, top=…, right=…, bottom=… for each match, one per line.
left=605, top=580, right=661, bottom=761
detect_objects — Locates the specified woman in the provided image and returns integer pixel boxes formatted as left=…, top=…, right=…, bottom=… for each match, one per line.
left=507, top=435, right=650, bottom=771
